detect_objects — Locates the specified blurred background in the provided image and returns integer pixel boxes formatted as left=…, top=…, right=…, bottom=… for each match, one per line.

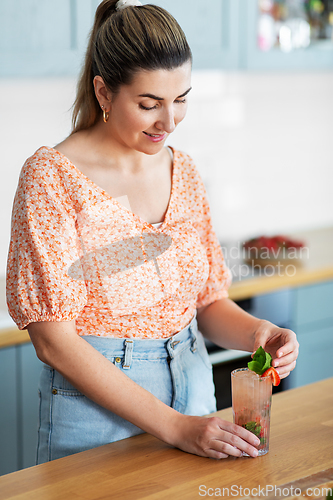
left=1, top=0, right=333, bottom=278
left=0, top=0, right=333, bottom=476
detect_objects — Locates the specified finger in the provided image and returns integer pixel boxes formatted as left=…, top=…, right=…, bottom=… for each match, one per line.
left=272, top=351, right=297, bottom=368
left=275, top=338, right=299, bottom=359
left=206, top=438, right=244, bottom=459
left=212, top=421, right=260, bottom=458
left=275, top=360, right=296, bottom=378
left=206, top=450, right=230, bottom=460
left=221, top=438, right=259, bottom=458
left=213, top=418, right=260, bottom=452
left=222, top=421, right=261, bottom=448
left=215, top=425, right=260, bottom=458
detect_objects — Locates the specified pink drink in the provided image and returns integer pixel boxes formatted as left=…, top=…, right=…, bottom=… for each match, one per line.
left=231, top=368, right=272, bottom=456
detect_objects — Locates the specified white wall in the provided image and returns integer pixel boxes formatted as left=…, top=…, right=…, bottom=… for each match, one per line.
left=1, top=71, right=333, bottom=277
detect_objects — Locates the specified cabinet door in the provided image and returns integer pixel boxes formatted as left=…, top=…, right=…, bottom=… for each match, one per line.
left=289, top=324, right=333, bottom=388
left=294, top=280, right=333, bottom=330
left=155, top=0, right=240, bottom=69
left=0, top=0, right=241, bottom=76
left=287, top=280, right=333, bottom=389
left=19, top=344, right=43, bottom=469
left=250, top=288, right=293, bottom=328
left=0, top=347, right=18, bottom=476
left=242, top=0, right=333, bottom=70
left=0, top=0, right=97, bottom=77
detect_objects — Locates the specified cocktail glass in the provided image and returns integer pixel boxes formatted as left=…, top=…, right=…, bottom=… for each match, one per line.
left=231, top=367, right=272, bottom=456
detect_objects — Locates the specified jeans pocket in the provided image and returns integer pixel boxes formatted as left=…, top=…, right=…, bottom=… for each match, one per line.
left=51, top=370, right=83, bottom=395
left=193, top=330, right=212, bottom=370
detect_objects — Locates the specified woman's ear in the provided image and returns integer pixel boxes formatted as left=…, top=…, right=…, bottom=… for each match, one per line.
left=93, top=76, right=112, bottom=111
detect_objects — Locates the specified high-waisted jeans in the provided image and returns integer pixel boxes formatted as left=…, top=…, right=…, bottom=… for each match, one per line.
left=36, top=316, right=216, bottom=464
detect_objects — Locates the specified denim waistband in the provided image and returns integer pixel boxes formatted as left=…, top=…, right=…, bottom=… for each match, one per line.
left=81, top=314, right=199, bottom=368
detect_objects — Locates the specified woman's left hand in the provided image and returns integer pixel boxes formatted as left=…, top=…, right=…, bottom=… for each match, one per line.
left=252, top=320, right=299, bottom=379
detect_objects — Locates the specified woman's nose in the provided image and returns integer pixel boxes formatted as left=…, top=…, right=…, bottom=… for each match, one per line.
left=155, top=108, right=176, bottom=133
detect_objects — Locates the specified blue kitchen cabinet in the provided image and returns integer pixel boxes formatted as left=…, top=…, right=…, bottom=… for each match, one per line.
left=1, top=0, right=332, bottom=76
left=293, top=280, right=333, bottom=329
left=288, top=280, right=333, bottom=389
left=0, top=342, right=42, bottom=476
left=0, top=0, right=99, bottom=77
left=250, top=288, right=293, bottom=328
left=0, top=347, right=18, bottom=476
left=155, top=0, right=240, bottom=70
left=0, top=0, right=240, bottom=76
left=288, top=324, right=333, bottom=388
left=19, top=343, right=43, bottom=469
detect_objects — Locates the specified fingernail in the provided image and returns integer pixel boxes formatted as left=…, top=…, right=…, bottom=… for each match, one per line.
left=278, top=352, right=283, bottom=358
left=253, top=449, right=259, bottom=457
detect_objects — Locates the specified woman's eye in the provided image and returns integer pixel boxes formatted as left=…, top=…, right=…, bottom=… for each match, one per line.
left=139, top=98, right=186, bottom=110
left=139, top=103, right=157, bottom=111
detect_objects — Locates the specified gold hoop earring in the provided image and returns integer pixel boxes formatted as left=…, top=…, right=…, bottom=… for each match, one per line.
left=102, top=108, right=109, bottom=123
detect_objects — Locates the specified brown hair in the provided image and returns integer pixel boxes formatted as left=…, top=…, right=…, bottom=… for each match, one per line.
left=72, top=0, right=192, bottom=133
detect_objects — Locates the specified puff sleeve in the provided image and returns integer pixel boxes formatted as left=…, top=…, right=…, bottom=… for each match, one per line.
left=193, top=169, right=232, bottom=309
left=6, top=155, right=87, bottom=330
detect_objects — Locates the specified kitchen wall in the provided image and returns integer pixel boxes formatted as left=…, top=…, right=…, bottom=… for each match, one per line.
left=1, top=70, right=333, bottom=277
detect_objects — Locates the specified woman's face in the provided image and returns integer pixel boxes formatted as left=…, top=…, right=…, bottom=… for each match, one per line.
left=103, top=62, right=192, bottom=154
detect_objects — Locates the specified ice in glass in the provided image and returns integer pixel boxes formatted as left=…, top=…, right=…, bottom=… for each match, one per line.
left=231, top=367, right=272, bottom=456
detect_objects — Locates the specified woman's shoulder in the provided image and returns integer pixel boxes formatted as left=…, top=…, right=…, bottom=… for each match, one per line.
left=172, top=148, right=194, bottom=165
left=19, top=146, right=79, bottom=205
left=172, top=148, right=205, bottom=186
left=23, top=145, right=72, bottom=177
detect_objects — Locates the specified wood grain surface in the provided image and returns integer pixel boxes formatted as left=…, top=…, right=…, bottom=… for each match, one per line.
left=0, top=378, right=332, bottom=500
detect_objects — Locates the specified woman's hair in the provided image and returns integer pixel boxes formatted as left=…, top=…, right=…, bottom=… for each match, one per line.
left=72, top=0, right=192, bottom=133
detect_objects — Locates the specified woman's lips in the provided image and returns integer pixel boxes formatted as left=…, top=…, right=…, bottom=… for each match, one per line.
left=143, top=131, right=167, bottom=143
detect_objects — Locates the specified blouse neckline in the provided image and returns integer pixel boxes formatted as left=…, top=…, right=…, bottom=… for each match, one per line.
left=40, top=146, right=178, bottom=231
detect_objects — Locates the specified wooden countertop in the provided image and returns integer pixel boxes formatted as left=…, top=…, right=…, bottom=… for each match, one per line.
left=1, top=225, right=333, bottom=349
left=1, top=377, right=332, bottom=500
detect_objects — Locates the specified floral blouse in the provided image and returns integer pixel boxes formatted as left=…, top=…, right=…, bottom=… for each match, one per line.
left=6, top=146, right=231, bottom=339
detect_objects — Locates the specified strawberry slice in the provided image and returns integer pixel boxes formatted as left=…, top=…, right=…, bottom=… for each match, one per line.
left=262, top=367, right=280, bottom=386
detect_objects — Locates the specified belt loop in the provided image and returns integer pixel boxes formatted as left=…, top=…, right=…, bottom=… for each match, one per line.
left=123, top=340, right=134, bottom=369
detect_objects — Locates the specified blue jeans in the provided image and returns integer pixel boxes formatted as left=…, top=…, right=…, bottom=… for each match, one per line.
left=36, top=316, right=216, bottom=463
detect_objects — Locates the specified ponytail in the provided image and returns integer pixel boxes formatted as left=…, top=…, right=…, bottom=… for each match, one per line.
left=72, top=0, right=192, bottom=133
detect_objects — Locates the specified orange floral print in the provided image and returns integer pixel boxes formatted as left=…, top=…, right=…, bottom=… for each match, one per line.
left=6, top=146, right=231, bottom=339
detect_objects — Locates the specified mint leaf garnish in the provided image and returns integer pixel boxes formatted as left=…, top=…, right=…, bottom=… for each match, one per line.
left=248, top=346, right=272, bottom=375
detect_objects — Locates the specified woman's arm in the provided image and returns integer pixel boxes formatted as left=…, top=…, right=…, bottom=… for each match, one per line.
left=197, top=298, right=299, bottom=379
left=28, top=320, right=261, bottom=459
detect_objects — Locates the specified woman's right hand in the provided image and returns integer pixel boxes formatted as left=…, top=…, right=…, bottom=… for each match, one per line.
left=169, top=414, right=260, bottom=459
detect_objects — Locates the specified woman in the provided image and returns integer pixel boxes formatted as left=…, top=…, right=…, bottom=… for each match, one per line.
left=6, top=0, right=298, bottom=463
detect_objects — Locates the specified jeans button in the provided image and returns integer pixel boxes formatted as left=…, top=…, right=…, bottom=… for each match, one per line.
left=52, top=389, right=57, bottom=395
